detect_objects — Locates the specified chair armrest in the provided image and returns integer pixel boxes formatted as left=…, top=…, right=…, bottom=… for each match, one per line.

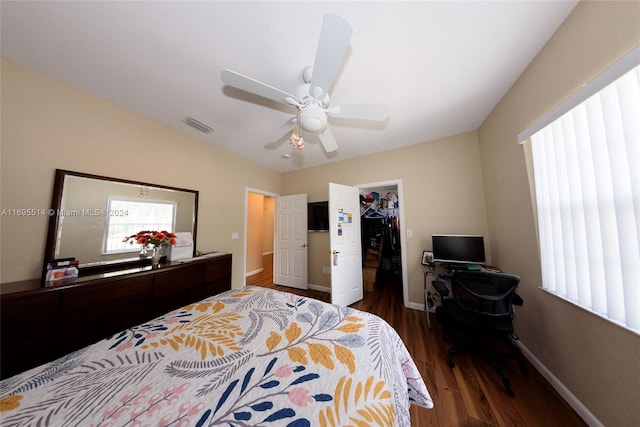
left=513, top=293, right=524, bottom=306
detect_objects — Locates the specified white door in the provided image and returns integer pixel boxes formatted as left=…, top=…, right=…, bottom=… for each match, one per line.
left=329, top=183, right=363, bottom=306
left=274, top=194, right=308, bottom=290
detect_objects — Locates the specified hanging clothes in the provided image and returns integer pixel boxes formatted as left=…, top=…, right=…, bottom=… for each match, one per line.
left=360, top=191, right=401, bottom=276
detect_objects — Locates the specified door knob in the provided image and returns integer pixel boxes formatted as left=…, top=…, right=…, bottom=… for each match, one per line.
left=301, top=243, right=307, bottom=248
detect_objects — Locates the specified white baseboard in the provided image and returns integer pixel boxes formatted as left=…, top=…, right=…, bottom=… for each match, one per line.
left=245, top=268, right=264, bottom=277
left=516, top=342, right=603, bottom=427
left=308, top=284, right=331, bottom=293
left=408, top=302, right=425, bottom=311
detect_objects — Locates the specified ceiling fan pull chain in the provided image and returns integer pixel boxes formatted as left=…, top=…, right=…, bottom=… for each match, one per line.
left=288, top=110, right=304, bottom=151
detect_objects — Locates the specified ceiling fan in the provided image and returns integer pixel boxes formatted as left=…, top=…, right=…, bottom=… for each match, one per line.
left=221, top=14, right=388, bottom=153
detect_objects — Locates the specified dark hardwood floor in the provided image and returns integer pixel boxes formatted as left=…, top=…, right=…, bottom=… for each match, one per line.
left=246, top=255, right=587, bottom=427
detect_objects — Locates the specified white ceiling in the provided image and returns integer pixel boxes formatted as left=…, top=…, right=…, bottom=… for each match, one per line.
left=1, top=1, right=577, bottom=173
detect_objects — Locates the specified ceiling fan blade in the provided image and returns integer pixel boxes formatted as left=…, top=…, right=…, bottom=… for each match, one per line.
left=318, top=126, right=338, bottom=153
left=310, top=14, right=352, bottom=99
left=266, top=117, right=296, bottom=143
left=221, top=69, right=295, bottom=104
left=330, top=104, right=389, bottom=121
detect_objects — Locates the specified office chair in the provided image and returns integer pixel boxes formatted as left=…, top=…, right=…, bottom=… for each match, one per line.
left=436, top=270, right=526, bottom=397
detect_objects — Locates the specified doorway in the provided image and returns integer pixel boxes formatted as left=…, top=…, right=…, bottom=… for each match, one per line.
left=245, top=183, right=407, bottom=308
left=356, top=180, right=407, bottom=307
left=244, top=189, right=277, bottom=287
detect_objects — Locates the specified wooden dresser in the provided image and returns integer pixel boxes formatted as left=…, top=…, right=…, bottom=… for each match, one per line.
left=0, top=253, right=232, bottom=379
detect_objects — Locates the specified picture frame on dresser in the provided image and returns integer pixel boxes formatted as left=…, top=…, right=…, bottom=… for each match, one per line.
left=422, top=250, right=434, bottom=265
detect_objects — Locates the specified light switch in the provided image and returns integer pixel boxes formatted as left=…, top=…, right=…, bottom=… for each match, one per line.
left=407, top=229, right=413, bottom=238
left=231, top=232, right=239, bottom=240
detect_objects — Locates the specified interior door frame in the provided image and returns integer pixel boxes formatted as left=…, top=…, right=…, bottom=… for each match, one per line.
left=244, top=187, right=279, bottom=287
left=355, top=179, right=409, bottom=308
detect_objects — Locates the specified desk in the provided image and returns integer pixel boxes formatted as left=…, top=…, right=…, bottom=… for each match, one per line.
left=422, top=264, right=523, bottom=331
left=422, top=263, right=446, bottom=330
left=422, top=262, right=496, bottom=329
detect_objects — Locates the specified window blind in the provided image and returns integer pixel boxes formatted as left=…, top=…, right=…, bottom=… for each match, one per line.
left=104, top=199, right=176, bottom=254
left=529, top=60, right=640, bottom=334
left=519, top=46, right=640, bottom=143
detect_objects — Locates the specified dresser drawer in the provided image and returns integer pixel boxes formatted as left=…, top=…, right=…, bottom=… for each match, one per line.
left=0, top=291, right=59, bottom=342
left=59, top=275, right=153, bottom=325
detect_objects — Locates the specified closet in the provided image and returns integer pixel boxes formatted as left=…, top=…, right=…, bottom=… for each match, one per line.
left=359, top=185, right=401, bottom=291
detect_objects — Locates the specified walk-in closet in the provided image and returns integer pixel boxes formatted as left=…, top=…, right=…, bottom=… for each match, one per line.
left=359, top=185, right=402, bottom=293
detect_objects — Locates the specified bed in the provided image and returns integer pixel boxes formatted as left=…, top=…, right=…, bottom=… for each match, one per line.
left=0, top=286, right=433, bottom=426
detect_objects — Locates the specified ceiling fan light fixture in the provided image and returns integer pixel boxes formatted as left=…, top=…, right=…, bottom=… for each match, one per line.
left=289, top=110, right=304, bottom=150
left=300, top=105, right=327, bottom=132
left=288, top=132, right=304, bottom=150
left=221, top=13, right=383, bottom=155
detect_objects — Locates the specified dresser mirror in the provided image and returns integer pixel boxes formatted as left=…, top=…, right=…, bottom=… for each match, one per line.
left=43, top=169, right=198, bottom=278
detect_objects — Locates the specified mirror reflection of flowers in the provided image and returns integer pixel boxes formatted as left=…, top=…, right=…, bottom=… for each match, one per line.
left=123, top=230, right=177, bottom=248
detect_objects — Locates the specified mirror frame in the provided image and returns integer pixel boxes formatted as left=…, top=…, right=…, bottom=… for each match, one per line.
left=43, top=169, right=199, bottom=280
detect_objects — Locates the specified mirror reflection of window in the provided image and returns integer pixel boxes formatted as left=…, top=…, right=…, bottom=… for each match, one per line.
left=47, top=170, right=198, bottom=268
left=103, top=199, right=176, bottom=254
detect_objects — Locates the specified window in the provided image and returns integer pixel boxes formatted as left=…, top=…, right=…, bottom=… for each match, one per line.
left=520, top=47, right=640, bottom=335
left=104, top=199, right=176, bottom=254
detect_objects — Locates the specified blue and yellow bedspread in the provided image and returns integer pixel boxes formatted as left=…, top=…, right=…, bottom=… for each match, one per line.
left=0, top=286, right=433, bottom=426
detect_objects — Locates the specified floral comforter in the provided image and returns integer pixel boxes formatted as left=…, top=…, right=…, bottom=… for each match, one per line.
left=0, top=286, right=433, bottom=426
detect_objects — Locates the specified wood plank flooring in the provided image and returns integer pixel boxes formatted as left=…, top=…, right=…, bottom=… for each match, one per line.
left=246, top=255, right=587, bottom=427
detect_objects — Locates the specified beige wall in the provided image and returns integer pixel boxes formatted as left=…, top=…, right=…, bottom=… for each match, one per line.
left=262, top=196, right=275, bottom=254
left=282, top=131, right=489, bottom=304
left=307, top=231, right=331, bottom=288
left=478, top=2, right=640, bottom=426
left=0, top=59, right=281, bottom=288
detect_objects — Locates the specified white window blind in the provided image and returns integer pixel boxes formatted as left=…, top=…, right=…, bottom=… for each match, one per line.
left=529, top=60, right=640, bottom=334
left=103, top=199, right=176, bottom=254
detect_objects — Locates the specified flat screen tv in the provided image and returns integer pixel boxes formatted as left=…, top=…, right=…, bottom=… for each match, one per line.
left=308, top=201, right=329, bottom=232
left=432, top=234, right=485, bottom=264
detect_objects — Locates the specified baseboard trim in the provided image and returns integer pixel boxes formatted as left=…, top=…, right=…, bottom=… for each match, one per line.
left=308, top=284, right=331, bottom=293
left=407, top=301, right=425, bottom=311
left=245, top=268, right=264, bottom=277
left=516, top=342, right=603, bottom=427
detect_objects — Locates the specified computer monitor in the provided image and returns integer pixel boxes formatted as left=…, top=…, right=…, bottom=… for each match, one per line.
left=432, top=234, right=486, bottom=264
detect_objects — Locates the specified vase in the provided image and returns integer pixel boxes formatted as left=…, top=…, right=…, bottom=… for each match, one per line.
left=151, top=246, right=161, bottom=267
left=139, top=244, right=148, bottom=258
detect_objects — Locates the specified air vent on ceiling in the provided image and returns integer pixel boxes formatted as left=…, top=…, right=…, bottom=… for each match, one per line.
left=184, top=117, right=214, bottom=134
